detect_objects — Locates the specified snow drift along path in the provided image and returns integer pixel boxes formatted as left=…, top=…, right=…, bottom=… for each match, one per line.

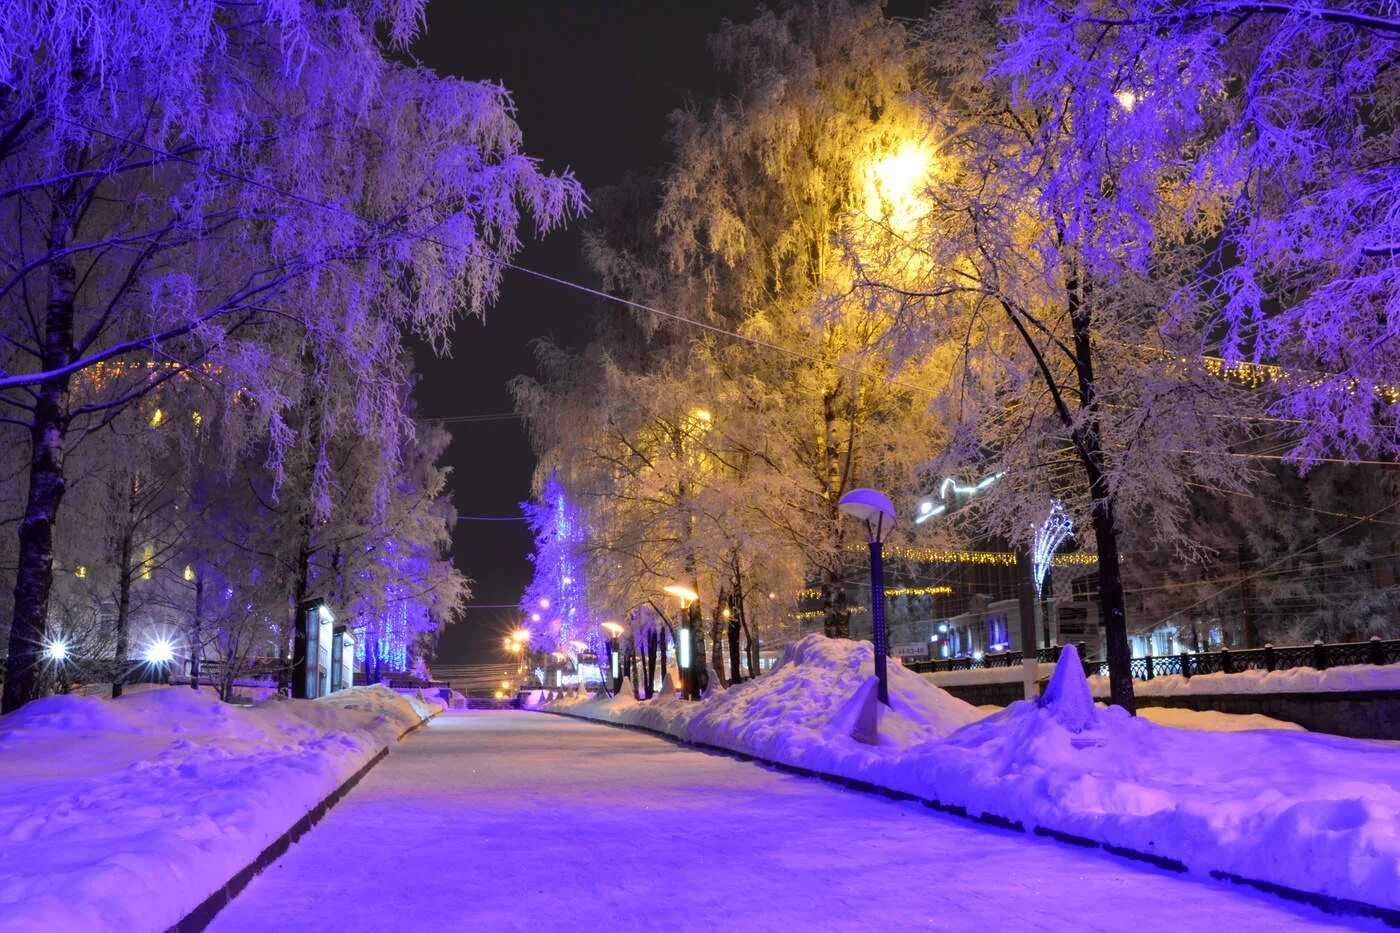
left=0, top=684, right=437, bottom=932
left=555, top=637, right=1400, bottom=918
left=208, top=710, right=1357, bottom=932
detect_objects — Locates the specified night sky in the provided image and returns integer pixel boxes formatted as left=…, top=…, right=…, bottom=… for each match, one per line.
left=412, top=1, right=758, bottom=665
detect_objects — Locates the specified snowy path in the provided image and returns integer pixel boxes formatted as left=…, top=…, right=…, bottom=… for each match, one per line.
left=209, top=711, right=1368, bottom=932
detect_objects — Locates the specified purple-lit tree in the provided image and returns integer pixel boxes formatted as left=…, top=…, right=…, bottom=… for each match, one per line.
left=847, top=0, right=1277, bottom=712
left=0, top=1, right=582, bottom=710
left=520, top=473, right=593, bottom=657
left=994, top=2, right=1400, bottom=465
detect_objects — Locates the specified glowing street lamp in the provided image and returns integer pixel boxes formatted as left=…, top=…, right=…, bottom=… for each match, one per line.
left=838, top=488, right=896, bottom=706
left=43, top=638, right=69, bottom=662
left=863, top=142, right=933, bottom=235
left=143, top=637, right=176, bottom=685
left=664, top=583, right=701, bottom=700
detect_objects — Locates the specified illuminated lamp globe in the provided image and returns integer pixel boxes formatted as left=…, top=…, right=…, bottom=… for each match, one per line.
left=838, top=488, right=896, bottom=543
left=600, top=621, right=624, bottom=638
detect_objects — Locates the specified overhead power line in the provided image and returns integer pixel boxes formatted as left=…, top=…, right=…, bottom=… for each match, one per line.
left=59, top=116, right=923, bottom=392
left=422, top=412, right=522, bottom=424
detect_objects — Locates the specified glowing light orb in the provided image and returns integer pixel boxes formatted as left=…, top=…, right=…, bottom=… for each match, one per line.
left=44, top=639, right=69, bottom=662
left=144, top=639, right=175, bottom=664
left=864, top=143, right=934, bottom=233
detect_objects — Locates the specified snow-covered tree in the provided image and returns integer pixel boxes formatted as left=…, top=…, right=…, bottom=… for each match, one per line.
left=845, top=0, right=1274, bottom=711
left=653, top=0, right=940, bottom=638
left=519, top=473, right=593, bottom=656
left=993, top=2, right=1400, bottom=465
left=0, top=1, right=582, bottom=710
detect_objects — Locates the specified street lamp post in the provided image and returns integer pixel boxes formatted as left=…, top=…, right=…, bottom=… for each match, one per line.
left=568, top=639, right=589, bottom=697
left=601, top=621, right=624, bottom=694
left=838, top=489, right=897, bottom=706
left=663, top=583, right=700, bottom=700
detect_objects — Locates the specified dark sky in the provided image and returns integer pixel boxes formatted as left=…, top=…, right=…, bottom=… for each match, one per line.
left=411, top=1, right=758, bottom=664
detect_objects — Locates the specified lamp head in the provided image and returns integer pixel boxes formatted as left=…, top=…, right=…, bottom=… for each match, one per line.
left=663, top=583, right=698, bottom=607
left=600, top=621, right=624, bottom=637
left=838, top=488, right=897, bottom=543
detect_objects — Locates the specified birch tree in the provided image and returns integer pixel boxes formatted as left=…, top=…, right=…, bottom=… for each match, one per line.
left=0, top=1, right=582, bottom=710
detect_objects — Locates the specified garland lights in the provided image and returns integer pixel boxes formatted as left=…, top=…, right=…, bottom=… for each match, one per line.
left=797, top=585, right=952, bottom=600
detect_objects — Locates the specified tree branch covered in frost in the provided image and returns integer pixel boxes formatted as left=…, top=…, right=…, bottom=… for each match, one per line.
left=995, top=0, right=1400, bottom=466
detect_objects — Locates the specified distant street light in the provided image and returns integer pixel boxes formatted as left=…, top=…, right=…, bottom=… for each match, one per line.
left=838, top=488, right=896, bottom=706
left=663, top=583, right=701, bottom=700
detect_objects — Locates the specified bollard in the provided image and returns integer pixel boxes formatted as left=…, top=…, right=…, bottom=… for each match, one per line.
left=1179, top=651, right=1191, bottom=680
left=1220, top=647, right=1232, bottom=675
left=1369, top=635, right=1384, bottom=666
left=1264, top=644, right=1276, bottom=672
left=1312, top=639, right=1327, bottom=671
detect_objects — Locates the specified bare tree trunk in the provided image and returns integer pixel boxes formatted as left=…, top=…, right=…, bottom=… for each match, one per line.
left=1065, top=263, right=1136, bottom=714
left=643, top=630, right=657, bottom=699
left=111, top=540, right=133, bottom=699
left=190, top=571, right=204, bottom=690
left=112, top=475, right=138, bottom=699
left=743, top=617, right=759, bottom=677
left=820, top=568, right=850, bottom=639
left=3, top=209, right=76, bottom=714
left=710, top=591, right=728, bottom=689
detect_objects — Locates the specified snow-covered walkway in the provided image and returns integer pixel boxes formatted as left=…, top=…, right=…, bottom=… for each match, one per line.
left=209, top=711, right=1367, bottom=931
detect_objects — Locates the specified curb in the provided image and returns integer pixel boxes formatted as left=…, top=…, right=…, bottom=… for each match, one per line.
left=167, top=710, right=438, bottom=933
left=543, top=708, right=1400, bottom=928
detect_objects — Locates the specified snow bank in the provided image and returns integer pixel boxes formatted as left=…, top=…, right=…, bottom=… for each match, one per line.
left=556, top=637, right=1400, bottom=915
left=0, top=684, right=437, bottom=932
left=1133, top=706, right=1308, bottom=733
left=1093, top=663, right=1400, bottom=696
left=553, top=635, right=979, bottom=780
left=925, top=659, right=1400, bottom=695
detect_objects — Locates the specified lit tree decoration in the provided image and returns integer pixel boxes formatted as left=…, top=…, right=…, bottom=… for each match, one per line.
left=520, top=474, right=593, bottom=654
left=1032, top=501, right=1074, bottom=598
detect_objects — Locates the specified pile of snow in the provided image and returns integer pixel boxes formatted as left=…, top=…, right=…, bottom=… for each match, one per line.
left=553, top=635, right=979, bottom=778
left=0, top=684, right=437, bottom=931
left=555, top=639, right=1400, bottom=914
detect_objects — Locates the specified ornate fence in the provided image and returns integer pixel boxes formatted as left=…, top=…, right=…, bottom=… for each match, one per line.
left=905, top=637, right=1400, bottom=680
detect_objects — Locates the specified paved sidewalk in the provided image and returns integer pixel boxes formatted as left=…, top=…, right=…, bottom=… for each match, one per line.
left=209, top=711, right=1366, bottom=932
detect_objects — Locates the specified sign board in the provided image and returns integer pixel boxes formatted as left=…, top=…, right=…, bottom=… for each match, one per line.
left=892, top=642, right=929, bottom=660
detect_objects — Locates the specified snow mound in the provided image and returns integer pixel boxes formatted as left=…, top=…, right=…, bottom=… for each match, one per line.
left=552, top=634, right=980, bottom=775
left=1038, top=642, right=1095, bottom=733
left=916, top=689, right=1400, bottom=912
left=0, top=685, right=433, bottom=931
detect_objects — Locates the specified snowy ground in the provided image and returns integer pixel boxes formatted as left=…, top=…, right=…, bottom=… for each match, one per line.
left=207, top=710, right=1365, bottom=932
left=0, top=684, right=437, bottom=932
left=554, top=636, right=1400, bottom=917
